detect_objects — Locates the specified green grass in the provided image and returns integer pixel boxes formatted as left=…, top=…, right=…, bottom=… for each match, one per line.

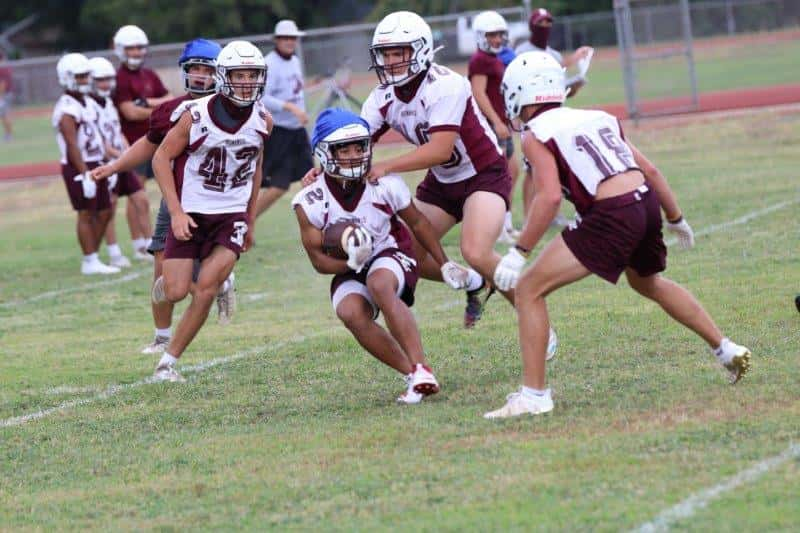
left=3, top=30, right=798, bottom=168
left=1, top=107, right=798, bottom=530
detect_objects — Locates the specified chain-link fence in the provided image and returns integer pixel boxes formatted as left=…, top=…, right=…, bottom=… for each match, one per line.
left=4, top=0, right=799, bottom=106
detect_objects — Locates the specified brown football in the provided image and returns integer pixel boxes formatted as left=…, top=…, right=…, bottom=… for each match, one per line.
left=322, top=220, right=361, bottom=259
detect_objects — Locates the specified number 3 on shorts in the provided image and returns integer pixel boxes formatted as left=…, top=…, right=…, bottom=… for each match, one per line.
left=231, top=221, right=248, bottom=247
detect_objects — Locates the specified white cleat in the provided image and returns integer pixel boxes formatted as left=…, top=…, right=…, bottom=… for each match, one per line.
left=109, top=254, right=132, bottom=268
left=410, top=363, right=440, bottom=396
left=397, top=374, right=424, bottom=405
left=547, top=327, right=558, bottom=361
left=153, top=364, right=185, bottom=383
left=714, top=338, right=751, bottom=384
left=141, top=335, right=171, bottom=355
left=216, top=273, right=236, bottom=325
left=133, top=248, right=154, bottom=262
left=151, top=276, right=166, bottom=304
left=484, top=388, right=554, bottom=419
left=81, top=260, right=121, bottom=275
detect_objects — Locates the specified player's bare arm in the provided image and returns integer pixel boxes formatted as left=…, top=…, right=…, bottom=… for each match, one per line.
left=516, top=135, right=562, bottom=253
left=628, top=140, right=682, bottom=221
left=118, top=100, right=152, bottom=122
left=470, top=74, right=509, bottom=140
left=92, top=136, right=157, bottom=181
left=146, top=94, right=174, bottom=108
left=368, top=131, right=459, bottom=181
left=397, top=203, right=449, bottom=267
left=243, top=151, right=264, bottom=252
left=294, top=207, right=350, bottom=275
left=59, top=114, right=88, bottom=173
left=153, top=111, right=193, bottom=240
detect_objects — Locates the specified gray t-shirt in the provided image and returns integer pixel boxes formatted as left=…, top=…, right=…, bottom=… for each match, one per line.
left=261, top=50, right=306, bottom=130
left=513, top=42, right=563, bottom=65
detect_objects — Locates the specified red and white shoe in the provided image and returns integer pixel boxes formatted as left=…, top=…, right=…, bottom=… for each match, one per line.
left=397, top=374, right=423, bottom=405
left=410, top=363, right=440, bottom=396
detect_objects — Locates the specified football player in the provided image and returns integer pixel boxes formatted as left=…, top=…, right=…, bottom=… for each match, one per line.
left=88, top=56, right=152, bottom=268
left=92, top=38, right=235, bottom=354
left=469, top=10, right=520, bottom=244
left=294, top=108, right=469, bottom=403
left=53, top=53, right=119, bottom=275
left=485, top=52, right=751, bottom=419
left=149, top=40, right=271, bottom=382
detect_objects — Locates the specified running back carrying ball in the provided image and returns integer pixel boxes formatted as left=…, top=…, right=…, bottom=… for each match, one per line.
left=323, top=220, right=367, bottom=259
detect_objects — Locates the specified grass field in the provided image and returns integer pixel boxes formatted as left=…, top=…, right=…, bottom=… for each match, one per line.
left=1, top=107, right=798, bottom=530
left=1, top=31, right=798, bottom=167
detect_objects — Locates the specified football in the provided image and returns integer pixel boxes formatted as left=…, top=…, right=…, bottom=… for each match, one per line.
left=322, top=220, right=362, bottom=259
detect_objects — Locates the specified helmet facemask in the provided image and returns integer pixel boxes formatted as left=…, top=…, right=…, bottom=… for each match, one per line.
left=217, top=66, right=266, bottom=107
left=369, top=40, right=429, bottom=87
left=91, top=76, right=115, bottom=98
left=478, top=30, right=509, bottom=54
left=182, top=59, right=217, bottom=96
left=316, top=136, right=372, bottom=182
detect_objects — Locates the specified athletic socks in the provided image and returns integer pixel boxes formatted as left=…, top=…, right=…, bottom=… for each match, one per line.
left=107, top=243, right=123, bottom=258
left=465, top=269, right=484, bottom=292
left=155, top=327, right=172, bottom=339
left=522, top=386, right=549, bottom=399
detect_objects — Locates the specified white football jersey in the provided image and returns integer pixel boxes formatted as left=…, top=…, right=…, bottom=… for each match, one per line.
left=170, top=94, right=270, bottom=214
left=361, top=63, right=502, bottom=184
left=526, top=106, right=639, bottom=215
left=90, top=96, right=125, bottom=154
left=291, top=174, right=414, bottom=260
left=52, top=94, right=104, bottom=165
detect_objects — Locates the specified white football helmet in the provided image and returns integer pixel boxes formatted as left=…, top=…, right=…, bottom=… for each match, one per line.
left=369, top=11, right=435, bottom=86
left=501, top=51, right=566, bottom=122
left=89, top=57, right=116, bottom=97
left=113, top=25, right=148, bottom=68
left=56, top=53, right=92, bottom=94
left=215, top=40, right=266, bottom=107
left=473, top=11, right=508, bottom=54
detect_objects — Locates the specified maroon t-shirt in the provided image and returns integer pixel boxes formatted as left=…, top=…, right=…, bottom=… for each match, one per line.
left=0, top=67, right=12, bottom=93
left=146, top=94, right=191, bottom=145
left=467, top=50, right=506, bottom=125
left=114, top=65, right=168, bottom=144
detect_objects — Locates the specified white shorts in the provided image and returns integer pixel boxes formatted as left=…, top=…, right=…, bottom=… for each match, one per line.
left=331, top=256, right=408, bottom=319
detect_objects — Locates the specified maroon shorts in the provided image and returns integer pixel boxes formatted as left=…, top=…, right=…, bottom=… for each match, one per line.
left=415, top=158, right=511, bottom=222
left=113, top=171, right=143, bottom=196
left=330, top=247, right=419, bottom=316
left=61, top=161, right=111, bottom=211
left=562, top=185, right=667, bottom=284
left=164, top=212, right=249, bottom=261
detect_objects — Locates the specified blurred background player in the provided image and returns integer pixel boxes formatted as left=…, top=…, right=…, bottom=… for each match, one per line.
left=468, top=10, right=520, bottom=244
left=149, top=40, right=271, bottom=382
left=88, top=56, right=152, bottom=267
left=53, top=53, right=119, bottom=275
left=0, top=49, right=13, bottom=142
left=294, top=108, right=468, bottom=404
left=92, top=38, right=234, bottom=353
left=256, top=20, right=313, bottom=219
left=113, top=24, right=173, bottom=203
left=515, top=8, right=595, bottom=227
left=486, top=52, right=751, bottom=419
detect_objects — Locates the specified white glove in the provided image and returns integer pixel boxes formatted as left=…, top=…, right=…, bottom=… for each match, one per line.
left=440, top=261, right=469, bottom=290
left=74, top=171, right=96, bottom=199
left=493, top=247, right=527, bottom=291
left=107, top=173, right=118, bottom=192
left=346, top=227, right=373, bottom=273
left=667, top=218, right=695, bottom=249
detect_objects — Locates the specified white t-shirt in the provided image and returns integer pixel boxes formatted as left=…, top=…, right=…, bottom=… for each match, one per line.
left=170, top=94, right=270, bottom=214
left=361, top=63, right=502, bottom=184
left=52, top=93, right=104, bottom=165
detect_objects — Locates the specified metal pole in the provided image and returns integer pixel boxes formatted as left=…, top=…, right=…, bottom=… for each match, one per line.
left=680, top=0, right=699, bottom=110
left=725, top=0, right=736, bottom=35
left=614, top=0, right=639, bottom=119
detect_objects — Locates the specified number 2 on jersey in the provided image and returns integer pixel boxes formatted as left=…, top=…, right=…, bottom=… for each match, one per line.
left=199, top=146, right=259, bottom=192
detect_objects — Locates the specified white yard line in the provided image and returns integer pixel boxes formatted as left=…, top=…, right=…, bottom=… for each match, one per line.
left=1, top=333, right=322, bottom=428
left=0, top=269, right=147, bottom=309
left=633, top=443, right=800, bottom=532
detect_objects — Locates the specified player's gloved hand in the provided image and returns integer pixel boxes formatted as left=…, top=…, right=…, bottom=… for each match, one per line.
left=301, top=167, right=321, bottom=187
left=493, top=247, right=527, bottom=291
left=440, top=261, right=469, bottom=290
left=667, top=217, right=695, bottom=249
left=346, top=227, right=373, bottom=273
left=107, top=173, right=118, bottom=191
left=75, top=171, right=97, bottom=199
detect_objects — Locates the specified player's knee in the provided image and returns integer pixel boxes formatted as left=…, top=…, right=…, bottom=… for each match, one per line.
left=366, top=276, right=397, bottom=305
left=627, top=271, right=659, bottom=298
left=460, top=240, right=491, bottom=274
left=516, top=270, right=545, bottom=301
left=336, top=301, right=371, bottom=330
left=164, top=282, right=190, bottom=303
